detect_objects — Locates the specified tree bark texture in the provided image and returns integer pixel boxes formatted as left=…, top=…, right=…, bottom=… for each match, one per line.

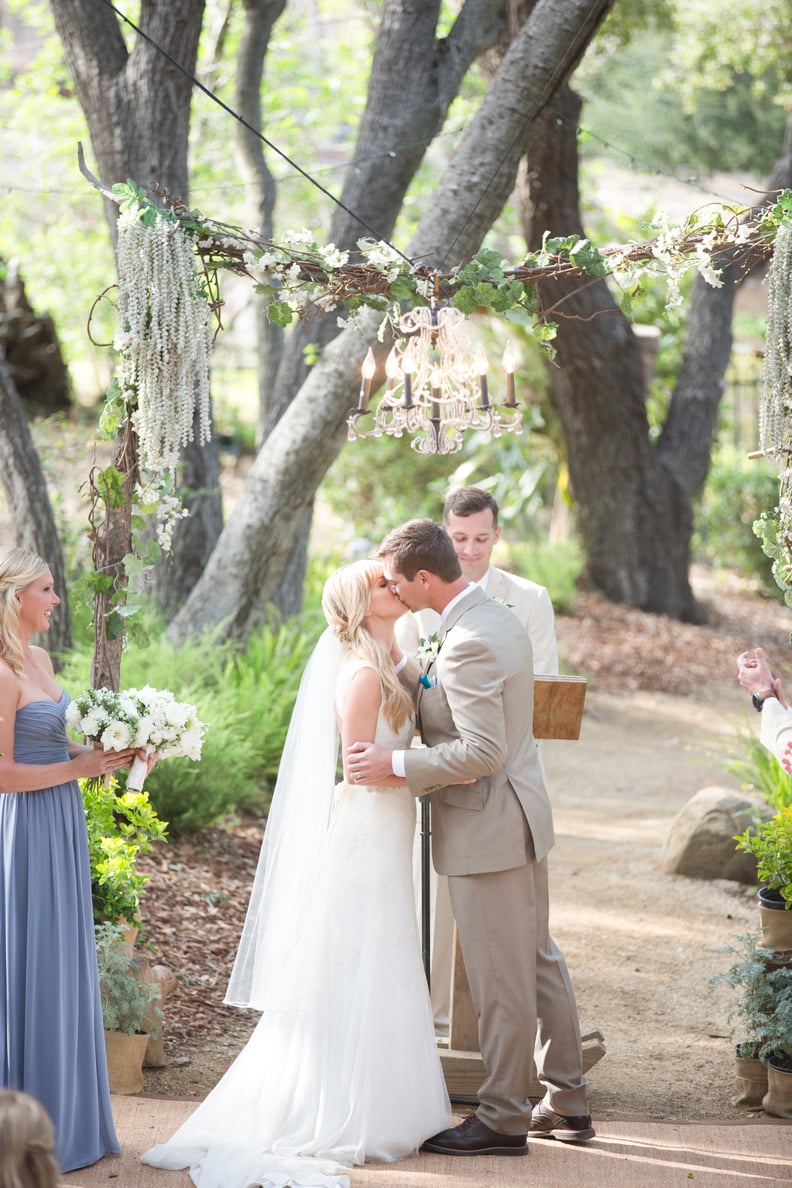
left=0, top=356, right=73, bottom=660
left=49, top=0, right=223, bottom=625
left=234, top=0, right=286, bottom=444
left=0, top=260, right=71, bottom=415
left=168, top=0, right=613, bottom=645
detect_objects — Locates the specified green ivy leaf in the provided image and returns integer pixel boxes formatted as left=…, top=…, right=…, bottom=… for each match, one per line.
left=267, top=300, right=295, bottom=327
left=389, top=275, right=417, bottom=301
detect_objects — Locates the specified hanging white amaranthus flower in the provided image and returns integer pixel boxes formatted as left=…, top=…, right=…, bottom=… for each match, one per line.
left=114, top=206, right=213, bottom=473
left=761, top=218, right=792, bottom=461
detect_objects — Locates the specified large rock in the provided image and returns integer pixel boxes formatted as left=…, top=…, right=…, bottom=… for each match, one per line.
left=661, top=786, right=773, bottom=884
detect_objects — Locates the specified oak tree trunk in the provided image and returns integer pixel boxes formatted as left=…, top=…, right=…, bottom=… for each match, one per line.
left=0, top=356, right=73, bottom=660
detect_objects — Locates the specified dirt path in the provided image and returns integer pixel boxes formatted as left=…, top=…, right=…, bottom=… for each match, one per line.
left=542, top=684, right=755, bottom=1119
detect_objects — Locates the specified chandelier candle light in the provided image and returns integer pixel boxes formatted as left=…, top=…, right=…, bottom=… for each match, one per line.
left=348, top=296, right=522, bottom=455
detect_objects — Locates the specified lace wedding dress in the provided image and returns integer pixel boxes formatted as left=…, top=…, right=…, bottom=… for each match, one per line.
left=142, top=645, right=450, bottom=1188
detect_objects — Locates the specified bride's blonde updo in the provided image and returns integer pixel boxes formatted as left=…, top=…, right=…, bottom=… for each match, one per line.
left=0, top=546, right=49, bottom=677
left=322, top=559, right=413, bottom=731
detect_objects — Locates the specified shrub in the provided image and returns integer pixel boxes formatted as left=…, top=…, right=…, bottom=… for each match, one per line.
left=725, top=727, right=792, bottom=812
left=61, top=606, right=326, bottom=831
left=94, top=922, right=160, bottom=1035
left=710, top=931, right=792, bottom=1060
left=693, top=446, right=780, bottom=588
left=82, top=775, right=168, bottom=925
left=735, top=806, right=792, bottom=906
left=497, top=538, right=584, bottom=616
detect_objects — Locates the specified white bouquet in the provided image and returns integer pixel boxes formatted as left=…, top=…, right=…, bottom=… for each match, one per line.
left=66, top=685, right=207, bottom=791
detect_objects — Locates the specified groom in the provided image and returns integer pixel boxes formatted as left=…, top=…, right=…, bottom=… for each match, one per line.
left=348, top=519, right=592, bottom=1156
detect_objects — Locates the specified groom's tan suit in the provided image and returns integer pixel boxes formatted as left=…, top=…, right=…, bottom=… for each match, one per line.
left=400, top=585, right=587, bottom=1133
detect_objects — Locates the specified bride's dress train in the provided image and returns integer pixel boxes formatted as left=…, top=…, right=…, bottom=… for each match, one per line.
left=142, top=648, right=450, bottom=1187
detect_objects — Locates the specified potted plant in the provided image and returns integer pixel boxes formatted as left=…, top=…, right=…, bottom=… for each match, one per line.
left=710, top=932, right=775, bottom=1108
left=95, top=921, right=161, bottom=1095
left=81, top=774, right=168, bottom=930
left=734, top=806, right=792, bottom=951
left=751, top=964, right=792, bottom=1118
left=711, top=931, right=792, bottom=1114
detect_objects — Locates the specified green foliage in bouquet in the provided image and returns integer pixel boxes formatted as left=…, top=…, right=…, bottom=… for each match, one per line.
left=82, top=775, right=168, bottom=926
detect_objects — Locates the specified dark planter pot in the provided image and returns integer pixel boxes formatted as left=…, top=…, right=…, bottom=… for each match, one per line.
left=758, top=887, right=792, bottom=953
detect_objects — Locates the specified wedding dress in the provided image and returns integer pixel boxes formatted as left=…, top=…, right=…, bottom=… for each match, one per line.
left=142, top=631, right=450, bottom=1187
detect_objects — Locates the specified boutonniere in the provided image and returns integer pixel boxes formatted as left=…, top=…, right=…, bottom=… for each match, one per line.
left=417, top=632, right=441, bottom=663
left=419, top=673, right=438, bottom=689
left=492, top=597, right=515, bottom=609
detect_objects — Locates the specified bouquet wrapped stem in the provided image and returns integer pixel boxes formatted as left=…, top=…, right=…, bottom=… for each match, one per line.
left=127, top=744, right=155, bottom=792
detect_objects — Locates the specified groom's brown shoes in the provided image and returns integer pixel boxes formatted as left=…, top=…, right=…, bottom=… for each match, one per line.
left=421, top=1114, right=528, bottom=1156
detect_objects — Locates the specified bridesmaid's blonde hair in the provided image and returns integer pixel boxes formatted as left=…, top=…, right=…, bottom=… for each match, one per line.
left=322, top=559, right=413, bottom=731
left=0, top=1090, right=60, bottom=1188
left=0, top=546, right=49, bottom=677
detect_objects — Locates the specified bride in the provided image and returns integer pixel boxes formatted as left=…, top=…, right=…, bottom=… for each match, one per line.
left=142, top=559, right=451, bottom=1187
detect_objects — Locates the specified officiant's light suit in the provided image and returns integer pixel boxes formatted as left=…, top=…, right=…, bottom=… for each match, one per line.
left=400, top=585, right=588, bottom=1133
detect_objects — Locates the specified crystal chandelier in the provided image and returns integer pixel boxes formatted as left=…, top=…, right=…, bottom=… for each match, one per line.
left=347, top=298, right=522, bottom=455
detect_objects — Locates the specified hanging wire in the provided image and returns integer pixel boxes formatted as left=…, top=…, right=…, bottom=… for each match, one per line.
left=439, top=0, right=608, bottom=269
left=98, top=0, right=415, bottom=269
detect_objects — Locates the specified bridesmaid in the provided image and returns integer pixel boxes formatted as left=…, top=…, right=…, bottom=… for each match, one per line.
left=0, top=546, right=136, bottom=1172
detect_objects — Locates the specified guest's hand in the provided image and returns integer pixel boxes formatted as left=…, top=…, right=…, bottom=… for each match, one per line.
left=347, top=741, right=393, bottom=785
left=737, top=647, right=786, bottom=706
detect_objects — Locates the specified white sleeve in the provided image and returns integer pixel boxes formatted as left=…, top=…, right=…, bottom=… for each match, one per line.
left=760, top=698, right=792, bottom=769
left=525, top=587, right=559, bottom=676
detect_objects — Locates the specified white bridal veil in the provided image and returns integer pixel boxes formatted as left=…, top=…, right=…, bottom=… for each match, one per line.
left=225, top=626, right=343, bottom=1009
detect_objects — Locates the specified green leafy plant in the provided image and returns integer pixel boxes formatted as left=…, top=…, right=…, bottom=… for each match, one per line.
left=734, top=805, right=792, bottom=906
left=94, top=921, right=161, bottom=1036
left=710, top=931, right=792, bottom=1060
left=725, top=727, right=792, bottom=812
left=693, top=447, right=780, bottom=587
left=81, top=776, right=168, bottom=925
left=497, top=539, right=584, bottom=617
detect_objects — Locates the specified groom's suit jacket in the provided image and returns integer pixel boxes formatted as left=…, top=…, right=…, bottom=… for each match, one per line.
left=401, top=585, right=555, bottom=876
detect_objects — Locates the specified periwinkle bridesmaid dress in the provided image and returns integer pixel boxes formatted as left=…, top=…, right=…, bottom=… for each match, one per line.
left=0, top=691, right=119, bottom=1172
